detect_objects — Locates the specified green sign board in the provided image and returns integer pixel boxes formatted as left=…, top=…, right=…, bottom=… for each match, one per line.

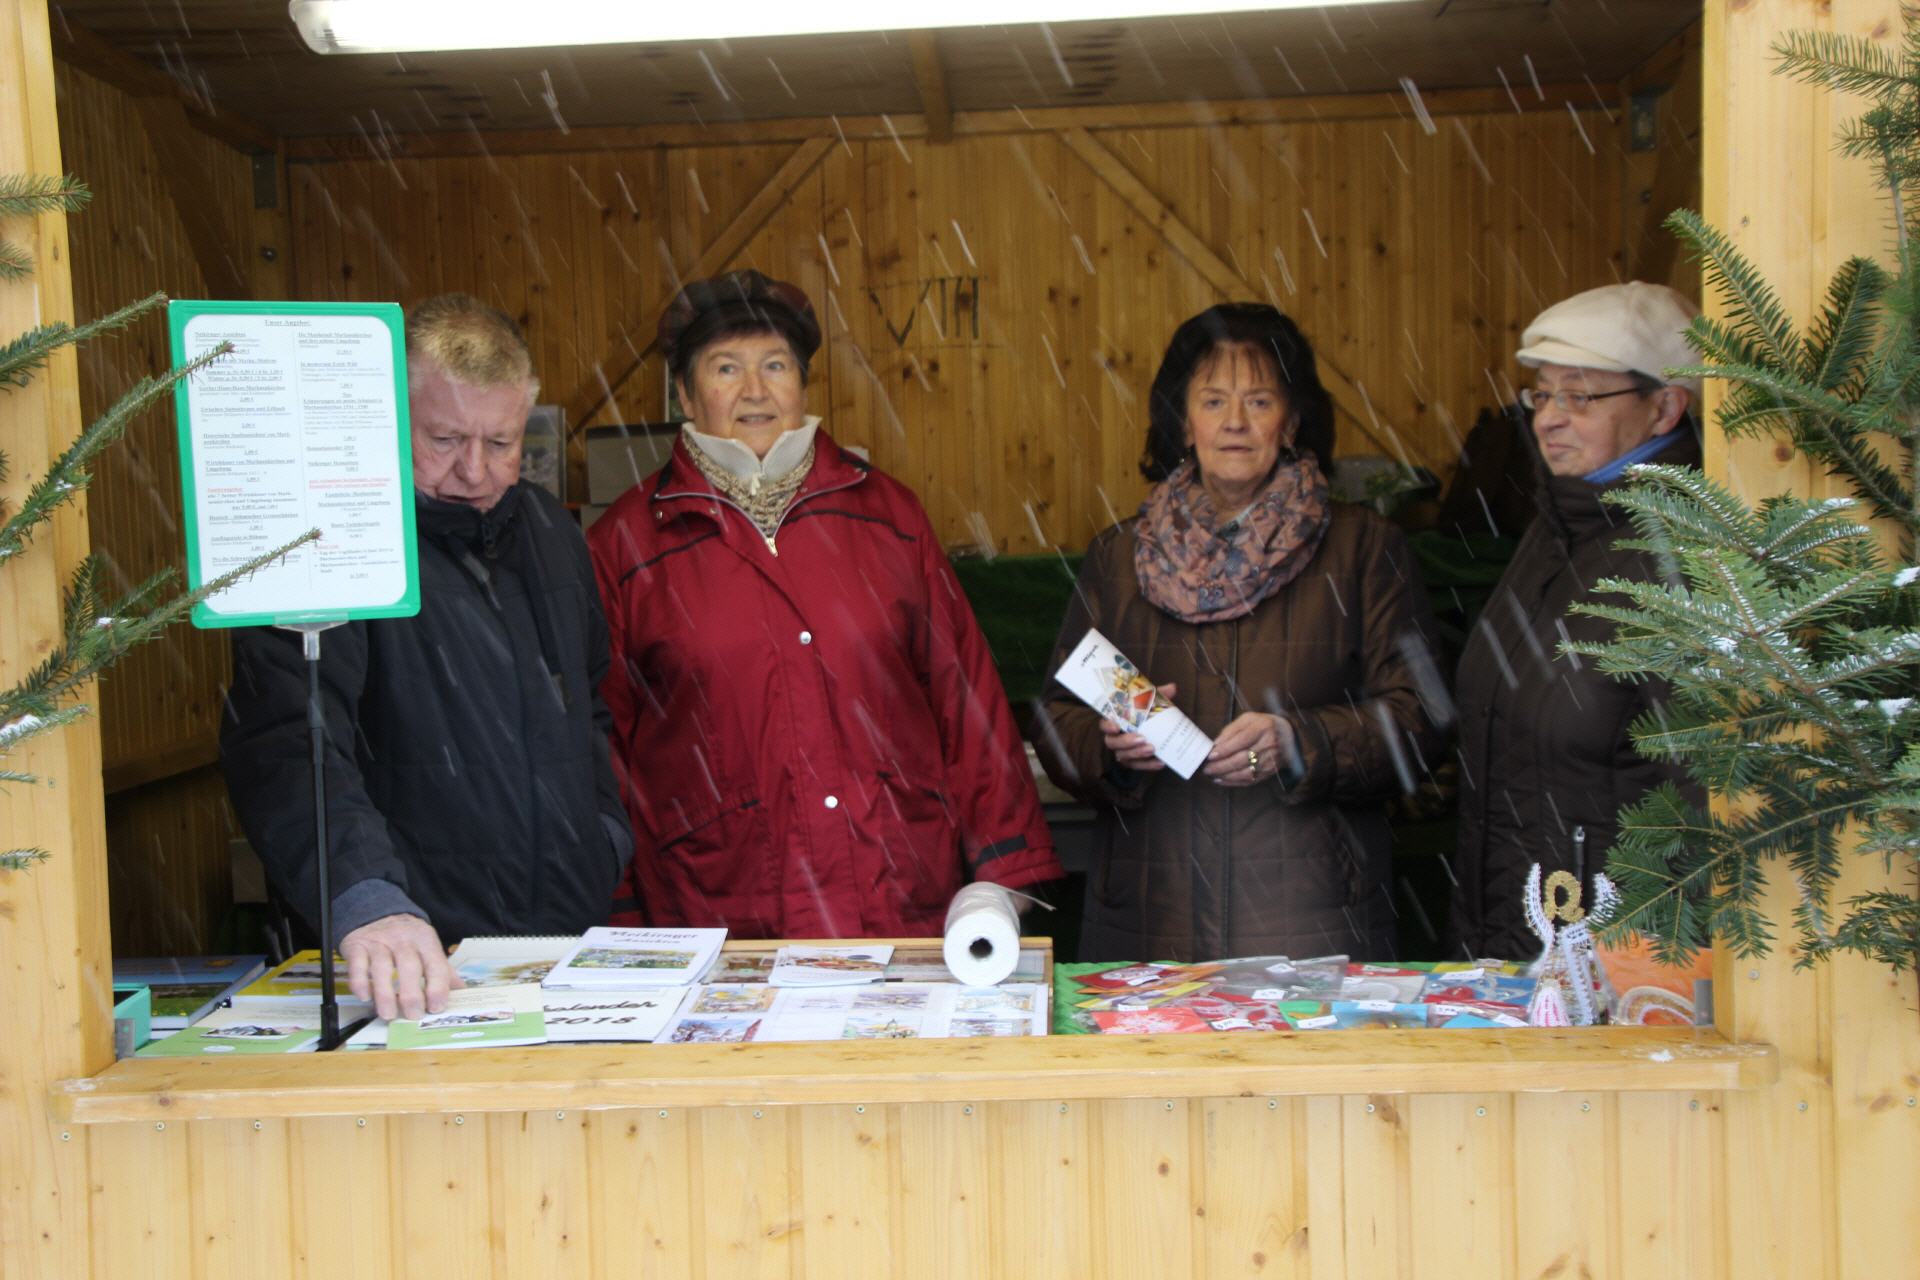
left=168, top=300, right=419, bottom=628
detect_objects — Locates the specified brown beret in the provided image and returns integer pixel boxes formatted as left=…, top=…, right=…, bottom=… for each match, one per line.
left=657, top=268, right=821, bottom=367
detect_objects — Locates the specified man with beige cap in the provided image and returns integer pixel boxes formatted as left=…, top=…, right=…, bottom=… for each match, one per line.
left=1449, top=281, right=1704, bottom=958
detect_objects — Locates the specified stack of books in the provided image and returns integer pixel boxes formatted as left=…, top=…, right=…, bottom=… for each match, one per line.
left=133, top=952, right=372, bottom=1057
left=110, top=954, right=267, bottom=1042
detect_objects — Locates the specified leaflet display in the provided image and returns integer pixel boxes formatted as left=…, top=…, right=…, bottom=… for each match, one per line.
left=169, top=300, right=419, bottom=628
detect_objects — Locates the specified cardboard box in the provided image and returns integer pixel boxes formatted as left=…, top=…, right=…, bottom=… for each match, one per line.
left=584, top=425, right=677, bottom=505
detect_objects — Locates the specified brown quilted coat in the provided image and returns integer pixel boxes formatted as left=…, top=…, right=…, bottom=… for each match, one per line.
left=1035, top=505, right=1445, bottom=962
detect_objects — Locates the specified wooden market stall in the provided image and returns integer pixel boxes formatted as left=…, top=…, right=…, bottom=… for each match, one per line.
left=2, top=0, right=1916, bottom=1276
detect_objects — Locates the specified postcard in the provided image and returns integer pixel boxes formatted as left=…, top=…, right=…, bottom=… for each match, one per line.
left=446, top=935, right=578, bottom=988
left=841, top=1013, right=925, bottom=1039
left=769, top=944, right=893, bottom=987
left=545, top=926, right=727, bottom=988
left=662, top=1014, right=765, bottom=1044
left=386, top=983, right=546, bottom=1050
left=688, top=984, right=780, bottom=1015
left=1091, top=1007, right=1211, bottom=1034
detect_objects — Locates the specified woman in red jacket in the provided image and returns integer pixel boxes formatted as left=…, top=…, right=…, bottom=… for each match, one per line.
left=588, top=270, right=1062, bottom=938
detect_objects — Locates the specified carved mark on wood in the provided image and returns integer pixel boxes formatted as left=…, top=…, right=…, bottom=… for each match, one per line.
left=867, top=276, right=983, bottom=348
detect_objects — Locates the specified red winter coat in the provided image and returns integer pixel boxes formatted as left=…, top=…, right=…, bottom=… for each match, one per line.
left=588, top=429, right=1061, bottom=938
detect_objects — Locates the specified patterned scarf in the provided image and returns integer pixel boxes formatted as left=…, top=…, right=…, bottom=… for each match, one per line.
left=682, top=425, right=817, bottom=540
left=1133, top=452, right=1332, bottom=623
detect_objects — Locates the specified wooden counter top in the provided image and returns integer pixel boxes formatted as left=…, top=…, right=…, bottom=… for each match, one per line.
left=51, top=1025, right=1776, bottom=1124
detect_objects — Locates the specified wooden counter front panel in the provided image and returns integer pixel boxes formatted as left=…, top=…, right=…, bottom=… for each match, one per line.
left=75, top=1092, right=1730, bottom=1279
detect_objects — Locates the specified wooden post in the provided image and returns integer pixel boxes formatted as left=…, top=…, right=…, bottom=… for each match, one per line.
left=1705, top=2, right=1920, bottom=1277
left=0, top=1, right=112, bottom=1277
left=251, top=143, right=294, bottom=302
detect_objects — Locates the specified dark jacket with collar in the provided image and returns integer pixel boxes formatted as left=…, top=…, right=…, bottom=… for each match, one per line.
left=1449, top=424, right=1704, bottom=959
left=221, top=483, right=630, bottom=947
left=588, top=429, right=1061, bottom=938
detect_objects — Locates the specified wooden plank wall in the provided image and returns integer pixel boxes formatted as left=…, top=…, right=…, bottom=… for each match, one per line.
left=51, top=62, right=258, bottom=956
left=57, top=61, right=1677, bottom=957
left=287, top=102, right=1627, bottom=554
left=0, top=5, right=110, bottom=1278
left=15, top=9, right=1920, bottom=1280
left=1704, top=1, right=1920, bottom=1277
left=68, top=1090, right=1733, bottom=1280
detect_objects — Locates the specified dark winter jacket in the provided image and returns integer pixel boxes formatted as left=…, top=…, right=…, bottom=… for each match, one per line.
left=1035, top=505, right=1445, bottom=962
left=221, top=483, right=630, bottom=947
left=588, top=429, right=1062, bottom=939
left=1450, top=426, right=1704, bottom=959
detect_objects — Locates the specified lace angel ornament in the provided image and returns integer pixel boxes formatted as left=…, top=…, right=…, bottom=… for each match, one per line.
left=1522, top=864, right=1620, bottom=1027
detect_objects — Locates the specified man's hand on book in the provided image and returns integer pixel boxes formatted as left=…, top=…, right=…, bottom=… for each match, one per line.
left=343, top=914, right=464, bottom=1020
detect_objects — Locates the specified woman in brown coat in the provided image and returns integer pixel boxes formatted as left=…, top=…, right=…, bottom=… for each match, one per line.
left=1035, top=304, right=1444, bottom=962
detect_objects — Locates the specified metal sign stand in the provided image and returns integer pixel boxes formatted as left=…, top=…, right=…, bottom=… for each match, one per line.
left=286, top=620, right=366, bottom=1051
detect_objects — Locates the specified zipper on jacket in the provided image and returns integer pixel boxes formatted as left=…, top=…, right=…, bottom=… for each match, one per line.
left=445, top=543, right=542, bottom=904
left=655, top=470, right=867, bottom=556
left=1222, top=617, right=1240, bottom=957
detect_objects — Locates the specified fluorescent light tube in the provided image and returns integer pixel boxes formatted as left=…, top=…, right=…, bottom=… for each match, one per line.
left=291, top=0, right=1407, bottom=54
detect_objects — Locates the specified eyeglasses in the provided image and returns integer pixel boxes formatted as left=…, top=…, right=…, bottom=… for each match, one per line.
left=1519, top=386, right=1644, bottom=414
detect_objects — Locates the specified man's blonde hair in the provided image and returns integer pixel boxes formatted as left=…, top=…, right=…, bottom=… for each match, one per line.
left=406, top=294, right=539, bottom=399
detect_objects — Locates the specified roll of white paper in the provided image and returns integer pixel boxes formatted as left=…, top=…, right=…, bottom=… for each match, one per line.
left=943, top=882, right=1023, bottom=986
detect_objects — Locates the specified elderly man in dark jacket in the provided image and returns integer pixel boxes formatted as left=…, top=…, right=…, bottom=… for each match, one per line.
left=1450, top=282, right=1703, bottom=960
left=221, top=295, right=628, bottom=1019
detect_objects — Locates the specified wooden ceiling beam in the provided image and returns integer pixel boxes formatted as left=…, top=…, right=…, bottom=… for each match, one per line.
left=907, top=31, right=953, bottom=145
left=49, top=16, right=277, bottom=155
left=561, top=136, right=836, bottom=430
left=286, top=81, right=1611, bottom=163
left=1622, top=18, right=1702, bottom=96
left=1059, top=126, right=1438, bottom=474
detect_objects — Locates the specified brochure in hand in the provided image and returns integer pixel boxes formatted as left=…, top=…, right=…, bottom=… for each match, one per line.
left=543, top=927, right=728, bottom=989
left=1054, top=628, right=1212, bottom=778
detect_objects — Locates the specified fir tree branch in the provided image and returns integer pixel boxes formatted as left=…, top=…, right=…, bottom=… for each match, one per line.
left=0, top=704, right=90, bottom=769
left=1667, top=208, right=1804, bottom=371
left=0, top=291, right=167, bottom=391
left=0, top=849, right=51, bottom=872
left=0, top=173, right=90, bottom=217
left=1804, top=257, right=1886, bottom=393
left=0, top=239, right=30, bottom=282
left=0, top=175, right=90, bottom=283
left=0, top=338, right=228, bottom=565
left=4, top=529, right=318, bottom=728
left=1771, top=29, right=1911, bottom=99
